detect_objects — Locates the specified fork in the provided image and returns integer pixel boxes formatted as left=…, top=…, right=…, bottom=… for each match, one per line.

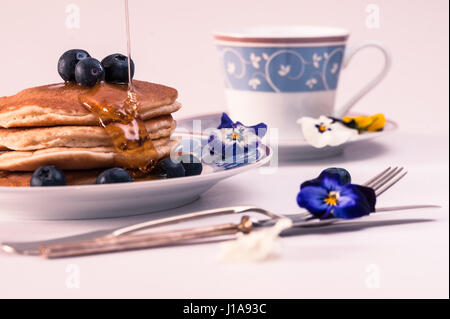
left=1, top=167, right=437, bottom=258
left=112, top=166, right=411, bottom=233
left=111, top=167, right=410, bottom=234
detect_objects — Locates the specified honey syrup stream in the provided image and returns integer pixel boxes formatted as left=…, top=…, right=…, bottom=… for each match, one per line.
left=79, top=0, right=157, bottom=176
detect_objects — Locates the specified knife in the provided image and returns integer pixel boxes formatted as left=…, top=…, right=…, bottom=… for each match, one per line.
left=0, top=204, right=440, bottom=258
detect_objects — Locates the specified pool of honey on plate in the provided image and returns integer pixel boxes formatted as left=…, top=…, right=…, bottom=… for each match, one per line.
left=79, top=81, right=158, bottom=176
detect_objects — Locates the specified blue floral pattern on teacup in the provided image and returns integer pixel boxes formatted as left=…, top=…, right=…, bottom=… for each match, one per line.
left=218, top=45, right=345, bottom=92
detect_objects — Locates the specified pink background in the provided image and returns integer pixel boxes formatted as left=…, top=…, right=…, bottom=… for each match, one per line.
left=0, top=0, right=448, bottom=299
left=0, top=0, right=448, bottom=135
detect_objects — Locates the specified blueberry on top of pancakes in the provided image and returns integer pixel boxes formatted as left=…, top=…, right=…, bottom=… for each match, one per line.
left=30, top=166, right=66, bottom=186
left=58, top=49, right=91, bottom=82
left=101, top=53, right=135, bottom=84
left=75, top=58, right=105, bottom=87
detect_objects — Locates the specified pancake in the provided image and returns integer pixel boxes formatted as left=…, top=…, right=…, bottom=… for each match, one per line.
left=0, top=115, right=176, bottom=151
left=0, top=168, right=169, bottom=187
left=0, top=80, right=181, bottom=128
left=0, top=170, right=103, bottom=187
left=0, top=137, right=179, bottom=171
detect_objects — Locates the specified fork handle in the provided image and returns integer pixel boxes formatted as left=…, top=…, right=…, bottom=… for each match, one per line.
left=110, top=206, right=251, bottom=236
left=111, top=205, right=281, bottom=237
left=40, top=216, right=253, bottom=258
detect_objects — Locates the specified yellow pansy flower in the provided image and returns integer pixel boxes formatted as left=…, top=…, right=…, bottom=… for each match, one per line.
left=342, top=114, right=386, bottom=132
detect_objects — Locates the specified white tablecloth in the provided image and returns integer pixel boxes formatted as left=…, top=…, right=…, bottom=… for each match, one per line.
left=0, top=130, right=448, bottom=298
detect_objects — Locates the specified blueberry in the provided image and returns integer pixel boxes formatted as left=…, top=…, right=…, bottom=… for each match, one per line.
left=178, top=154, right=203, bottom=176
left=96, top=168, right=133, bottom=184
left=101, top=53, right=135, bottom=84
left=74, top=58, right=105, bottom=86
left=321, top=167, right=352, bottom=185
left=30, top=166, right=66, bottom=186
left=58, top=49, right=91, bottom=82
left=154, top=158, right=185, bottom=178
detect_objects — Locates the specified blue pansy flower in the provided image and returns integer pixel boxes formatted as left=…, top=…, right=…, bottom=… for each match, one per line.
left=297, top=171, right=376, bottom=219
left=208, top=113, right=267, bottom=163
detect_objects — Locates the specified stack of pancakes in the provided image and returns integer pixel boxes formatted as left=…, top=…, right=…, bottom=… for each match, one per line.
left=0, top=80, right=181, bottom=186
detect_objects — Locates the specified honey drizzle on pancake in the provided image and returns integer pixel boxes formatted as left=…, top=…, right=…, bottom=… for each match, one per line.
left=79, top=83, right=157, bottom=173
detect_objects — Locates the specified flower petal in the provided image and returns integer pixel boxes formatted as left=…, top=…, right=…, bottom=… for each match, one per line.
left=320, top=172, right=343, bottom=191
left=332, top=184, right=376, bottom=219
left=326, top=122, right=358, bottom=146
left=297, top=117, right=330, bottom=148
left=318, top=116, right=334, bottom=125
left=300, top=171, right=343, bottom=190
left=247, top=122, right=268, bottom=138
left=367, top=114, right=386, bottom=132
left=300, top=177, right=322, bottom=189
left=351, top=184, right=376, bottom=211
left=343, top=114, right=386, bottom=132
left=297, top=186, right=329, bottom=216
left=218, top=113, right=236, bottom=129
left=207, top=131, right=225, bottom=155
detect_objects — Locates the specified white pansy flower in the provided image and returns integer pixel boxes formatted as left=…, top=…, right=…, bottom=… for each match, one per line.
left=278, top=64, right=291, bottom=77
left=248, top=78, right=261, bottom=89
left=227, top=62, right=236, bottom=74
left=250, top=53, right=261, bottom=69
left=296, top=116, right=358, bottom=148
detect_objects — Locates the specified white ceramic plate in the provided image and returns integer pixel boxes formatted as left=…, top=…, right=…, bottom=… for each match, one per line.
left=0, top=133, right=272, bottom=220
left=177, top=113, right=398, bottom=160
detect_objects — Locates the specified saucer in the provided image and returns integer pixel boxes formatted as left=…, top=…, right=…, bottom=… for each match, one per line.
left=276, top=119, right=397, bottom=160
left=0, top=133, right=272, bottom=220
left=176, top=112, right=398, bottom=160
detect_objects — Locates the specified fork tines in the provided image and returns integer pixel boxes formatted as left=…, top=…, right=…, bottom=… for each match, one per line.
left=364, top=167, right=408, bottom=197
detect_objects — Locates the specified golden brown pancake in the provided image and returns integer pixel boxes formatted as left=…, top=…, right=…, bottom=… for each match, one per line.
left=0, top=115, right=176, bottom=151
left=0, top=137, right=179, bottom=171
left=0, top=169, right=167, bottom=187
left=0, top=80, right=181, bottom=128
left=0, top=170, right=103, bottom=187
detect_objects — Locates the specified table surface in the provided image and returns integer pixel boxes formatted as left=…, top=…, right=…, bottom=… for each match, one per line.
left=0, top=130, right=448, bottom=299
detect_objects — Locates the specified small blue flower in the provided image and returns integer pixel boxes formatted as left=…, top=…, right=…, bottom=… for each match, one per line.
left=225, top=127, right=245, bottom=144
left=297, top=171, right=376, bottom=219
left=208, top=113, right=267, bottom=162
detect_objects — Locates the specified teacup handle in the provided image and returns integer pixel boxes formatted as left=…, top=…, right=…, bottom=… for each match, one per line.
left=335, top=41, right=392, bottom=118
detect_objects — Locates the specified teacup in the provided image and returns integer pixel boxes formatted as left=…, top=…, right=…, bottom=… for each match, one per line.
left=213, top=26, right=391, bottom=140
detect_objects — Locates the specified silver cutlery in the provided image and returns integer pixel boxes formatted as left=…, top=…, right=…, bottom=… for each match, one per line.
left=1, top=167, right=440, bottom=258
